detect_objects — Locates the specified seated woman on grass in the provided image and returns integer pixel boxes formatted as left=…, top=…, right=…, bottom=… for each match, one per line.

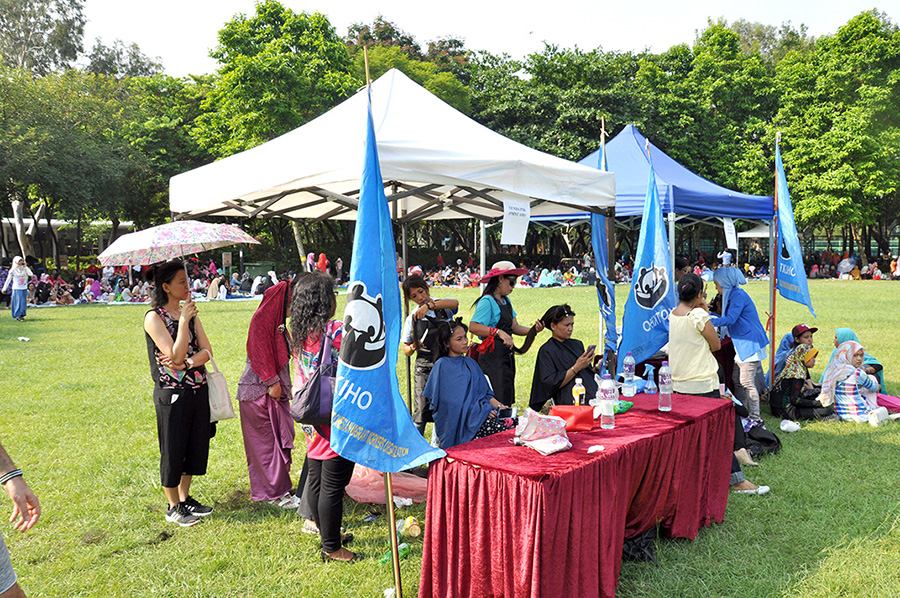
left=771, top=324, right=817, bottom=384
left=769, top=346, right=834, bottom=421
left=820, top=328, right=885, bottom=392
left=423, top=319, right=515, bottom=449
left=818, top=341, right=886, bottom=425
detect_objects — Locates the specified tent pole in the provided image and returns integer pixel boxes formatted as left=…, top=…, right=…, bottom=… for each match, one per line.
left=383, top=472, right=404, bottom=598
left=606, top=208, right=617, bottom=375
left=480, top=220, right=486, bottom=277
left=668, top=211, right=676, bottom=273
left=402, top=222, right=412, bottom=414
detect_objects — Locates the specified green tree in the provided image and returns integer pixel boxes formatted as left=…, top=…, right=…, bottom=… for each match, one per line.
left=86, top=38, right=163, bottom=77
left=774, top=10, right=900, bottom=256
left=0, top=0, right=85, bottom=74
left=192, top=0, right=359, bottom=159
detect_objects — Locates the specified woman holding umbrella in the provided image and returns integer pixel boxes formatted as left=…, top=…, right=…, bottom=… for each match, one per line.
left=143, top=259, right=216, bottom=527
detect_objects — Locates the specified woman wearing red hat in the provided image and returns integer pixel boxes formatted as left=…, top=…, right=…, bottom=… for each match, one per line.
left=469, top=261, right=543, bottom=407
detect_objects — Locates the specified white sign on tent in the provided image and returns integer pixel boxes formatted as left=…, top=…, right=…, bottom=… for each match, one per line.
left=501, top=193, right=531, bottom=245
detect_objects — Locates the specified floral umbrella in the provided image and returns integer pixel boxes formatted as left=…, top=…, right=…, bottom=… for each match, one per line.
left=98, top=221, right=259, bottom=266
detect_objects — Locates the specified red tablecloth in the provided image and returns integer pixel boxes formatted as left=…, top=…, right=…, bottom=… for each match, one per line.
left=419, top=393, right=734, bottom=598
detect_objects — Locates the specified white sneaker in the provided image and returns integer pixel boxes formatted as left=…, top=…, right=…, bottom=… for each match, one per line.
left=868, top=407, right=889, bottom=427
left=267, top=493, right=302, bottom=509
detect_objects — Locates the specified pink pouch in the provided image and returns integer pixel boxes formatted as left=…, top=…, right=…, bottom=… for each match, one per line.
left=515, top=408, right=567, bottom=442
left=523, top=434, right=572, bottom=456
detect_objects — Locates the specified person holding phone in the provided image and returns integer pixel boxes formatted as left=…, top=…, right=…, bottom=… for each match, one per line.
left=143, top=260, right=215, bottom=527
left=529, top=304, right=598, bottom=412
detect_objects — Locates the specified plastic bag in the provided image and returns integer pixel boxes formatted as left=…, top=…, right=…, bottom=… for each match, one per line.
left=515, top=408, right=567, bottom=441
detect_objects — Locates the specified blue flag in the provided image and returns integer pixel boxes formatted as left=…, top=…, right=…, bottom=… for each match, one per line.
left=617, top=160, right=676, bottom=373
left=330, top=93, right=445, bottom=472
left=775, top=140, right=815, bottom=316
left=590, top=213, right=617, bottom=355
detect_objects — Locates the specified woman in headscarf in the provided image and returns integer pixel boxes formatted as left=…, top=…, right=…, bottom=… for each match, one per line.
left=819, top=341, right=883, bottom=424
left=316, top=253, right=329, bottom=274
left=769, top=345, right=834, bottom=421
left=236, top=280, right=301, bottom=509
left=89, top=277, right=102, bottom=300
left=206, top=275, right=220, bottom=300
left=2, top=257, right=33, bottom=320
left=820, top=329, right=884, bottom=392
left=709, top=255, right=769, bottom=422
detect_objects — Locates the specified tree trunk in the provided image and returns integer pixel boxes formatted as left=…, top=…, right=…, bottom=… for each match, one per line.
left=76, top=214, right=82, bottom=271
left=291, top=221, right=307, bottom=268
left=851, top=224, right=867, bottom=267
left=107, top=214, right=120, bottom=247
left=11, top=196, right=35, bottom=258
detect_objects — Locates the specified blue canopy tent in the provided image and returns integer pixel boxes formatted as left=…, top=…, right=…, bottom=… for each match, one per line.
left=531, top=123, right=775, bottom=269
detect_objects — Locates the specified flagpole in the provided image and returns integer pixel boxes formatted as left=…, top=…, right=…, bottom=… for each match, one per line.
left=383, top=473, right=404, bottom=598
left=598, top=116, right=607, bottom=354
left=768, top=132, right=781, bottom=388
left=363, top=44, right=404, bottom=597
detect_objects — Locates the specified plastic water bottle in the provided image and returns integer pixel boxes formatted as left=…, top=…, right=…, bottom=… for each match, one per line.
left=658, top=360, right=673, bottom=412
left=599, top=374, right=617, bottom=429
left=572, top=378, right=586, bottom=406
left=622, top=351, right=636, bottom=397
left=379, top=542, right=411, bottom=564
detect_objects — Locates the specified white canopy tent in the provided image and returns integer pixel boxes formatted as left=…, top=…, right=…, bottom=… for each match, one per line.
left=169, top=69, right=616, bottom=225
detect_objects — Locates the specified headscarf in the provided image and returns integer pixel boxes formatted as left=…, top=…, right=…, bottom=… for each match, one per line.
left=6, top=256, right=32, bottom=285
left=90, top=278, right=102, bottom=297
left=246, top=280, right=292, bottom=383
left=819, top=328, right=884, bottom=389
left=316, top=253, right=328, bottom=273
left=818, top=340, right=864, bottom=405
left=713, top=265, right=747, bottom=331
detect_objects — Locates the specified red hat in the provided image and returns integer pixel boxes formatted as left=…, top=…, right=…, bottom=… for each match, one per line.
left=480, top=260, right=528, bottom=282
left=792, top=324, right=818, bottom=338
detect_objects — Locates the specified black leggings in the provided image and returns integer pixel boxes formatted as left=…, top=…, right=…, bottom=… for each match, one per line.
left=306, top=455, right=355, bottom=553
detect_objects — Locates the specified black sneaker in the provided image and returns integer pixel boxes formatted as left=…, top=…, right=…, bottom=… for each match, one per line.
left=165, top=502, right=200, bottom=527
left=183, top=495, right=213, bottom=517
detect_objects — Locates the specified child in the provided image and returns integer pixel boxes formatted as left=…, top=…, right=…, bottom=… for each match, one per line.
left=400, top=274, right=459, bottom=435
left=423, top=319, right=515, bottom=449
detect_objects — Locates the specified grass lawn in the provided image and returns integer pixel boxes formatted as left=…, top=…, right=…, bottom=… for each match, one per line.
left=1, top=279, right=898, bottom=597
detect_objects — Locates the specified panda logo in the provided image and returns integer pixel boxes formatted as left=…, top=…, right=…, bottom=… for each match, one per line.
left=595, top=279, right=612, bottom=315
left=634, top=264, right=670, bottom=310
left=340, top=281, right=387, bottom=370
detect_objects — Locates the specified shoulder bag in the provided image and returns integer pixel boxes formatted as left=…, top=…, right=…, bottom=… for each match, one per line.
left=205, top=350, right=236, bottom=422
left=291, top=332, right=336, bottom=426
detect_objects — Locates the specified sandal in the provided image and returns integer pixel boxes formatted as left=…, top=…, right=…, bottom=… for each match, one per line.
left=320, top=547, right=364, bottom=563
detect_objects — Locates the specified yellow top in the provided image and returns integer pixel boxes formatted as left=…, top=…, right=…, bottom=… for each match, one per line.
left=668, top=308, right=719, bottom=394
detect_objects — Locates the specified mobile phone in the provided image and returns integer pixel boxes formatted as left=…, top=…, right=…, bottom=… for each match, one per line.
left=497, top=407, right=516, bottom=419
left=587, top=344, right=597, bottom=353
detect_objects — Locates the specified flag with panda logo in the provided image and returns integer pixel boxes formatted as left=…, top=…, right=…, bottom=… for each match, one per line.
left=617, top=159, right=677, bottom=374
left=329, top=91, right=446, bottom=472
left=775, top=138, right=815, bottom=316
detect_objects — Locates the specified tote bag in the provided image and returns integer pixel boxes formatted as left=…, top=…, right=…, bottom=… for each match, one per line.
left=290, top=333, right=336, bottom=426
left=206, top=353, right=236, bottom=422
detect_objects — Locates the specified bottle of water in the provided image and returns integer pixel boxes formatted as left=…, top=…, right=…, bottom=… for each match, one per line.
left=622, top=351, right=636, bottom=397
left=658, top=360, right=672, bottom=412
left=572, top=377, right=585, bottom=406
left=599, top=374, right=616, bottom=429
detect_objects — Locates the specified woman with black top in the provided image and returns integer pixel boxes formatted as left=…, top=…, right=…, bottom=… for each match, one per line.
left=401, top=274, right=459, bottom=435
left=143, top=260, right=215, bottom=527
left=469, top=261, right=543, bottom=407
left=530, top=304, right=597, bottom=412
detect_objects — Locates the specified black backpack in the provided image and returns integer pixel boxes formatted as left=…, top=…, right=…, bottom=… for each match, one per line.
left=744, top=425, right=781, bottom=458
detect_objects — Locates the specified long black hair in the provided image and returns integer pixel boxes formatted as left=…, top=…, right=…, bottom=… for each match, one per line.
left=146, top=259, right=185, bottom=307
left=471, top=276, right=502, bottom=308
left=540, top=304, right=575, bottom=329
left=435, top=317, right=468, bottom=359
left=290, top=271, right=336, bottom=353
